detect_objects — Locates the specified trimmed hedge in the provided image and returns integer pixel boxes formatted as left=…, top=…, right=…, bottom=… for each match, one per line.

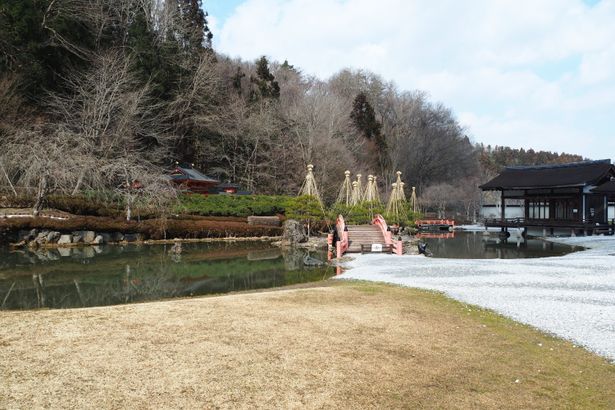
left=330, top=202, right=421, bottom=226
left=177, top=194, right=291, bottom=217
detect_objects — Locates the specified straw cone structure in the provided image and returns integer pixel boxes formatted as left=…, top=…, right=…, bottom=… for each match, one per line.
left=364, top=175, right=381, bottom=204
left=350, top=181, right=360, bottom=205
left=386, top=172, right=407, bottom=222
left=410, top=186, right=418, bottom=213
left=355, top=174, right=364, bottom=202
left=298, top=164, right=323, bottom=207
left=336, top=170, right=353, bottom=206
left=373, top=176, right=381, bottom=204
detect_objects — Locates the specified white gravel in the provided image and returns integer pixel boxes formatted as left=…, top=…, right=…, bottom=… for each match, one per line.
left=339, top=236, right=615, bottom=361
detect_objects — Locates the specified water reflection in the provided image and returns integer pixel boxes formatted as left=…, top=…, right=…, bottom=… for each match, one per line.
left=0, top=242, right=333, bottom=310
left=422, top=231, right=582, bottom=259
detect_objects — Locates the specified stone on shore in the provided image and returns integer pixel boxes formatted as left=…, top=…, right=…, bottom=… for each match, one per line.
left=124, top=233, right=143, bottom=242
left=111, top=232, right=124, bottom=242
left=83, top=231, right=96, bottom=243
left=280, top=219, right=307, bottom=247
left=46, top=231, right=61, bottom=244
left=57, top=235, right=72, bottom=245
left=71, top=232, right=84, bottom=243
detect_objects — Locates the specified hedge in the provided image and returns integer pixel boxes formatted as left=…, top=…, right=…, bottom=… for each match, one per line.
left=176, top=194, right=291, bottom=217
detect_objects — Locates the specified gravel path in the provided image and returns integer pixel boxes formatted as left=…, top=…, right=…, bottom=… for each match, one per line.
left=340, top=236, right=615, bottom=361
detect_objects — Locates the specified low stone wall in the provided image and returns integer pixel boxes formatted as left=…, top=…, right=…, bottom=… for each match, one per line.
left=14, top=229, right=145, bottom=248
left=0, top=215, right=283, bottom=246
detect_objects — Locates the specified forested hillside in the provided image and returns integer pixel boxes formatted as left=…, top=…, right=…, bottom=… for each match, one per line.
left=0, top=0, right=585, bottom=218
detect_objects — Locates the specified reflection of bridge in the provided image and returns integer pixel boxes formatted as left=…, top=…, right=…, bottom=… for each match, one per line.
left=330, top=214, right=403, bottom=258
left=415, top=232, right=455, bottom=239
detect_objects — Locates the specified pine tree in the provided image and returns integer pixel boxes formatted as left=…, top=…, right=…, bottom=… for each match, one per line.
left=350, top=92, right=388, bottom=169
left=250, top=56, right=280, bottom=100
left=0, top=0, right=93, bottom=99
left=175, top=0, right=213, bottom=51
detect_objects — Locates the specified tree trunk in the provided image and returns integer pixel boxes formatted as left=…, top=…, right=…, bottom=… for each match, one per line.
left=33, top=173, right=49, bottom=216
left=0, top=162, right=17, bottom=196
left=126, top=199, right=132, bottom=222
left=71, top=171, right=85, bottom=196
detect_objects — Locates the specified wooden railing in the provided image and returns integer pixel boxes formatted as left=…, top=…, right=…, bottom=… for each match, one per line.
left=372, top=214, right=403, bottom=255
left=335, top=214, right=349, bottom=257
left=415, top=219, right=455, bottom=227
left=372, top=214, right=392, bottom=245
left=484, top=218, right=615, bottom=229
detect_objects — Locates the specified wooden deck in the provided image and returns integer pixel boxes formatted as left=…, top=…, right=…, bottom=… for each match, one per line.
left=346, top=225, right=386, bottom=253
left=330, top=214, right=403, bottom=257
left=484, top=218, right=615, bottom=235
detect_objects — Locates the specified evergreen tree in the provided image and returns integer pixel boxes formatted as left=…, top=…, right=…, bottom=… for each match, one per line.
left=350, top=92, right=388, bottom=169
left=250, top=56, right=280, bottom=100
left=128, top=7, right=179, bottom=98
left=175, top=0, right=213, bottom=51
left=0, top=0, right=93, bottom=99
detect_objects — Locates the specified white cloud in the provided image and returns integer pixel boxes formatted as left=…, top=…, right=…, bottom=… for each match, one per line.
left=216, top=0, right=615, bottom=159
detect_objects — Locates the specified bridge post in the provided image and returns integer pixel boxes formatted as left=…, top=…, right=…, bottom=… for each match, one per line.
left=394, top=240, right=403, bottom=255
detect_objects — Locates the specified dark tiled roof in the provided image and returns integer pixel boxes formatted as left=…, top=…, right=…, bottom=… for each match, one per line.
left=592, top=180, right=615, bottom=193
left=170, top=166, right=219, bottom=183
left=481, top=160, right=614, bottom=190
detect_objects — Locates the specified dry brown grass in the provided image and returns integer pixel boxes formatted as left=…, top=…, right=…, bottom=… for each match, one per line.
left=1, top=281, right=614, bottom=409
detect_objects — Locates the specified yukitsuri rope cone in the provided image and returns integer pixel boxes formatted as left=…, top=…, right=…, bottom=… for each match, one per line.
left=386, top=171, right=407, bottom=222
left=395, top=171, right=406, bottom=201
left=298, top=164, right=323, bottom=208
left=409, top=186, right=418, bottom=213
left=350, top=181, right=361, bottom=206
left=355, top=174, right=364, bottom=202
left=336, top=170, right=353, bottom=206
left=363, top=175, right=381, bottom=204
left=373, top=176, right=381, bottom=204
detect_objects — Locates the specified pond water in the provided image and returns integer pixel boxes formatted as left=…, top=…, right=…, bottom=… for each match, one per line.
left=0, top=242, right=333, bottom=310
left=420, top=231, right=583, bottom=259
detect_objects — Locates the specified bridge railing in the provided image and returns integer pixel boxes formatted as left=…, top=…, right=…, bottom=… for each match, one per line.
left=415, top=219, right=455, bottom=227
left=372, top=214, right=403, bottom=255
left=372, top=214, right=392, bottom=245
left=335, top=214, right=349, bottom=258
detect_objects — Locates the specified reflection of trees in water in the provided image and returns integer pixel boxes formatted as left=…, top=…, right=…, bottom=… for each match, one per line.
left=0, top=246, right=333, bottom=310
left=423, top=232, right=577, bottom=259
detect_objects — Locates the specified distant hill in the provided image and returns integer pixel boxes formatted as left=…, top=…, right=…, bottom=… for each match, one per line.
left=477, top=144, right=586, bottom=176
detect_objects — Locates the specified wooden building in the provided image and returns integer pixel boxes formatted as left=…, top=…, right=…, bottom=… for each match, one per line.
left=170, top=164, right=220, bottom=194
left=170, top=164, right=248, bottom=195
left=480, top=160, right=615, bottom=235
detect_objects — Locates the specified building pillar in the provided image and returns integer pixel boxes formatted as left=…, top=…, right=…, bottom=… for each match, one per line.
left=501, top=191, right=506, bottom=221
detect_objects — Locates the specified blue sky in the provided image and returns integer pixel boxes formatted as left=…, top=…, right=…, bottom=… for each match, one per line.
left=205, top=0, right=615, bottom=160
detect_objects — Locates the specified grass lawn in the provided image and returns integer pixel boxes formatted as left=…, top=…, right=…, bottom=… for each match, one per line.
left=1, top=281, right=614, bottom=409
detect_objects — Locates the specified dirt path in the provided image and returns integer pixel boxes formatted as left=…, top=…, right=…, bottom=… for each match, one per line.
left=1, top=281, right=614, bottom=409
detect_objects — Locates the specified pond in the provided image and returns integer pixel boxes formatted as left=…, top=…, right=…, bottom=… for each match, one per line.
left=0, top=242, right=333, bottom=310
left=419, top=231, right=584, bottom=259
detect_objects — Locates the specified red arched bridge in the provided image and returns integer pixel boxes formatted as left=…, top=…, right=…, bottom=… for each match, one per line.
left=328, top=214, right=403, bottom=258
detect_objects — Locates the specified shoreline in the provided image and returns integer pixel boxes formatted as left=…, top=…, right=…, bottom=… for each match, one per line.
left=7, top=235, right=283, bottom=250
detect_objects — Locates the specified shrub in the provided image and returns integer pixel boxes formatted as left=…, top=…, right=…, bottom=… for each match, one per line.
left=329, top=201, right=421, bottom=227
left=176, top=194, right=291, bottom=217
left=285, top=195, right=327, bottom=236
left=329, top=201, right=385, bottom=225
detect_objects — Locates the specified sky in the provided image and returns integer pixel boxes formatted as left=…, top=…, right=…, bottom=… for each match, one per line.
left=205, top=0, right=615, bottom=160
